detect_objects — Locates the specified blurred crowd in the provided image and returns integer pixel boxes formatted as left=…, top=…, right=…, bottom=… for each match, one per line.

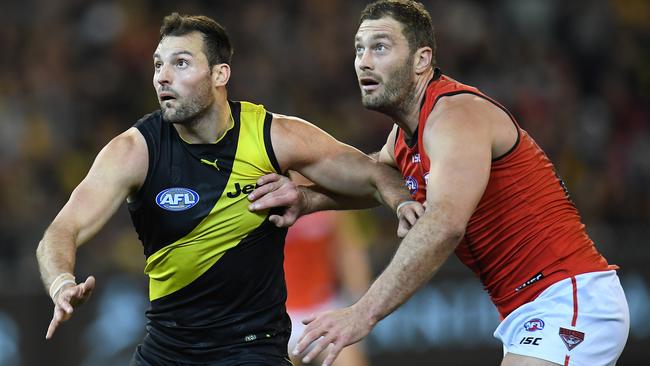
left=0, top=0, right=648, bottom=364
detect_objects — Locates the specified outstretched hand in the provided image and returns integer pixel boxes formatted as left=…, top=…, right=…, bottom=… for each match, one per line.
left=396, top=201, right=425, bottom=238
left=248, top=173, right=304, bottom=227
left=46, top=275, right=95, bottom=339
left=293, top=305, right=374, bottom=366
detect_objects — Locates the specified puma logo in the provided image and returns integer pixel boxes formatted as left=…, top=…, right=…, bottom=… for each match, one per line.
left=200, top=158, right=220, bottom=171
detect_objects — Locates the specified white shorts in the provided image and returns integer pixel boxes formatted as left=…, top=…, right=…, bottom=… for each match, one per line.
left=494, top=270, right=629, bottom=366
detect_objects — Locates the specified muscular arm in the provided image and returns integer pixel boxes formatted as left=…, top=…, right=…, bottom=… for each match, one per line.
left=271, top=115, right=410, bottom=212
left=36, top=127, right=147, bottom=337
left=294, top=95, right=503, bottom=363
left=356, top=95, right=493, bottom=323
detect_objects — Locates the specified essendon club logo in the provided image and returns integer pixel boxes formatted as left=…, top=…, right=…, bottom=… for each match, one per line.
left=559, top=327, right=585, bottom=351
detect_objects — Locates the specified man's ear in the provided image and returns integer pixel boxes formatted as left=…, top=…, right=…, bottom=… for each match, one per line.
left=212, top=63, right=231, bottom=87
left=413, top=47, right=432, bottom=74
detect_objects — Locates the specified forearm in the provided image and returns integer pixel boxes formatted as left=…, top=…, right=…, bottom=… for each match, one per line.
left=298, top=185, right=379, bottom=214
left=367, top=160, right=412, bottom=211
left=36, top=222, right=78, bottom=291
left=299, top=159, right=410, bottom=214
left=354, top=212, right=463, bottom=324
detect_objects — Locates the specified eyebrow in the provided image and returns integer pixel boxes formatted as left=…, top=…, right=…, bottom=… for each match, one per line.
left=355, top=33, right=393, bottom=43
left=153, top=50, right=195, bottom=59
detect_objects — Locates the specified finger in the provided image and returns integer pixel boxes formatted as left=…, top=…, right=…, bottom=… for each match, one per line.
left=46, top=317, right=58, bottom=339
left=397, top=224, right=409, bottom=238
left=322, top=342, right=345, bottom=366
left=268, top=215, right=284, bottom=227
left=406, top=214, right=417, bottom=228
left=57, top=289, right=75, bottom=314
left=255, top=173, right=281, bottom=187
left=302, top=335, right=332, bottom=364
left=79, top=276, right=96, bottom=301
left=46, top=307, right=65, bottom=339
left=415, top=203, right=425, bottom=216
left=249, top=194, right=284, bottom=212
left=84, top=276, right=96, bottom=290
left=247, top=180, right=278, bottom=201
left=293, top=325, right=324, bottom=356
left=404, top=209, right=418, bottom=226
left=302, top=313, right=317, bottom=325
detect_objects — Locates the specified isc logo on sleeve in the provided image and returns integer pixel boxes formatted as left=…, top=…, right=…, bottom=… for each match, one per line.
left=156, top=188, right=200, bottom=211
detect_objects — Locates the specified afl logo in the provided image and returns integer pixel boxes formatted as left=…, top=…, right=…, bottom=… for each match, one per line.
left=405, top=176, right=418, bottom=195
left=156, top=188, right=200, bottom=211
left=524, top=318, right=545, bottom=332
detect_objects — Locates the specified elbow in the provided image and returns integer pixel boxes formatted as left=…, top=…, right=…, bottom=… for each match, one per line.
left=36, top=239, right=48, bottom=263
left=441, top=223, right=466, bottom=247
left=448, top=229, right=466, bottom=246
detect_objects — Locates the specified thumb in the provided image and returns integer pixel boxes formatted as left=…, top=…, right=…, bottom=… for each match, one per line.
left=83, top=276, right=96, bottom=291
left=397, top=225, right=408, bottom=238
left=269, top=215, right=284, bottom=227
left=301, top=313, right=317, bottom=325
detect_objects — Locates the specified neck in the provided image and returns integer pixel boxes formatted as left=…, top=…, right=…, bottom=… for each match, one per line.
left=388, top=67, right=435, bottom=139
left=175, top=94, right=231, bottom=144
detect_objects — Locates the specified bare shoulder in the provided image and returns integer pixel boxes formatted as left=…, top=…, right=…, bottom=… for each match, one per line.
left=426, top=93, right=516, bottom=157
left=270, top=113, right=322, bottom=138
left=432, top=93, right=511, bottom=125
left=91, top=127, right=148, bottom=190
left=107, top=127, right=145, bottom=149
left=269, top=113, right=358, bottom=173
left=433, top=93, right=494, bottom=119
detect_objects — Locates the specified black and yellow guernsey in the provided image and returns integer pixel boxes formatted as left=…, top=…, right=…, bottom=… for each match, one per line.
left=128, top=101, right=291, bottom=364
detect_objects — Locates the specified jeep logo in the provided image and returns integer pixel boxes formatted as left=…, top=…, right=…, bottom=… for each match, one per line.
left=227, top=182, right=255, bottom=198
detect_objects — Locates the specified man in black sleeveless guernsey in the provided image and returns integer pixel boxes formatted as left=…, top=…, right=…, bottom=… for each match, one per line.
left=35, top=13, right=422, bottom=366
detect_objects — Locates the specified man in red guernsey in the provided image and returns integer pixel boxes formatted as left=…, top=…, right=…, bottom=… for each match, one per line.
left=248, top=1, right=629, bottom=365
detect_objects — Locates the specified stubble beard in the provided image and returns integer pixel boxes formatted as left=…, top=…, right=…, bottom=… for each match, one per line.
left=361, top=57, right=415, bottom=116
left=161, top=78, right=214, bottom=125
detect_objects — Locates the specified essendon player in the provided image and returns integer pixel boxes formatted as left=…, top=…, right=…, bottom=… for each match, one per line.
left=249, top=1, right=629, bottom=365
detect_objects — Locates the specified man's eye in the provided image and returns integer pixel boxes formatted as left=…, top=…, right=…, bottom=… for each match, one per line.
left=375, top=44, right=386, bottom=51
left=177, top=60, right=188, bottom=67
left=355, top=46, right=364, bottom=55
left=154, top=62, right=162, bottom=69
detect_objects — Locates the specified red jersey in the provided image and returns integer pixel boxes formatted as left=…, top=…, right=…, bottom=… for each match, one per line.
left=394, top=70, right=614, bottom=318
left=284, top=211, right=337, bottom=309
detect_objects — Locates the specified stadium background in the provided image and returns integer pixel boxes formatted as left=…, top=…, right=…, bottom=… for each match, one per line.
left=0, top=0, right=648, bottom=365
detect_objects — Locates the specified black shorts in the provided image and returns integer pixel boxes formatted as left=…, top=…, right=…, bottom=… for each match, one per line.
left=130, top=343, right=293, bottom=366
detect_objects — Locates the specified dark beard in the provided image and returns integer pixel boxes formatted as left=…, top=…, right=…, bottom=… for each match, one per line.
left=361, top=57, right=415, bottom=115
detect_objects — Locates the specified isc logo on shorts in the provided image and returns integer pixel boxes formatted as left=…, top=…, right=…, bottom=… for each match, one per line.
left=156, top=188, right=200, bottom=211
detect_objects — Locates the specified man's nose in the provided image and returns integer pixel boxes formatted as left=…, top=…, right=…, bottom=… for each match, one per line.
left=156, top=64, right=172, bottom=85
left=358, top=50, right=373, bottom=71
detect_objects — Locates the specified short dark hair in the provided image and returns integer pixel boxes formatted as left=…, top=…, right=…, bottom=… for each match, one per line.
left=160, top=13, right=234, bottom=67
left=360, top=0, right=436, bottom=66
